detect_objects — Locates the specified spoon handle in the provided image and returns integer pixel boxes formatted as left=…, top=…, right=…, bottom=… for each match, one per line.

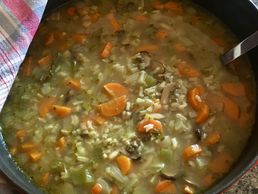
left=220, top=30, right=258, bottom=65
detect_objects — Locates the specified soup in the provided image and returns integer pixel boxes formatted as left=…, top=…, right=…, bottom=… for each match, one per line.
left=0, top=0, right=255, bottom=194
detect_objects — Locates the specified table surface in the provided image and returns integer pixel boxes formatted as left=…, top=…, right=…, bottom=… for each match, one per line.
left=0, top=165, right=257, bottom=194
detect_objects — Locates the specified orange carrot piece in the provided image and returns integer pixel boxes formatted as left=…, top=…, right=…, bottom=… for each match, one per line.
left=52, top=105, right=72, bottom=117
left=91, top=183, right=102, bottom=194
left=155, top=30, right=168, bottom=40
left=100, top=42, right=113, bottom=59
left=67, top=79, right=81, bottom=90
left=221, top=82, right=246, bottom=96
left=116, top=155, right=132, bottom=175
left=41, top=172, right=50, bottom=186
left=136, top=44, right=159, bottom=53
left=155, top=180, right=176, bottom=193
left=20, top=142, right=37, bottom=152
left=38, top=97, right=56, bottom=118
left=29, top=151, right=42, bottom=162
left=152, top=1, right=164, bottom=10
left=137, top=119, right=163, bottom=133
left=134, top=14, right=148, bottom=22
left=183, top=144, right=202, bottom=160
left=67, top=7, right=76, bottom=17
left=104, top=82, right=128, bottom=97
left=203, top=131, right=221, bottom=146
left=174, top=42, right=187, bottom=52
left=90, top=12, right=101, bottom=22
left=177, top=62, right=201, bottom=77
left=202, top=174, right=216, bottom=188
left=107, top=13, right=121, bottom=32
left=22, top=56, right=32, bottom=77
left=164, top=2, right=183, bottom=14
left=209, top=153, right=233, bottom=174
left=56, top=136, right=65, bottom=150
left=97, top=95, right=127, bottom=117
left=222, top=97, right=240, bottom=120
left=38, top=55, right=52, bottom=67
left=45, top=33, right=55, bottom=46
left=15, top=129, right=27, bottom=140
left=72, top=33, right=86, bottom=44
left=195, top=103, right=210, bottom=124
left=187, top=86, right=205, bottom=110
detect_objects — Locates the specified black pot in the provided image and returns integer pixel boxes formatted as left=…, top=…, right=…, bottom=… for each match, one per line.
left=0, top=0, right=257, bottom=193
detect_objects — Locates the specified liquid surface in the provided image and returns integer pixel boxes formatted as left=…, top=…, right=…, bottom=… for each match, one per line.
left=0, top=1, right=256, bottom=194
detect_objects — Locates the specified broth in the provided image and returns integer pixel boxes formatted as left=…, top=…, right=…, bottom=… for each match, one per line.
left=0, top=1, right=255, bottom=194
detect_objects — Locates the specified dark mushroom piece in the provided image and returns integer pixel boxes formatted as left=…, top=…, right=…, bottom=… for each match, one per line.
left=192, top=126, right=204, bottom=141
left=123, top=136, right=143, bottom=160
left=132, top=51, right=152, bottom=70
left=160, top=168, right=182, bottom=180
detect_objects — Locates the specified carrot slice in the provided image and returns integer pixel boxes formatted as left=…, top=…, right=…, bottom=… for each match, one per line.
left=41, top=172, right=50, bottom=186
left=155, top=30, right=168, bottom=40
left=56, top=136, right=65, bottom=150
left=183, top=144, right=202, bottom=160
left=67, top=7, right=76, bottom=17
left=15, top=129, right=27, bottom=140
left=67, top=79, right=81, bottom=90
left=136, top=44, right=159, bottom=53
left=104, top=83, right=128, bottom=98
left=137, top=119, right=163, bottom=133
left=195, top=103, right=210, bottom=124
left=164, top=2, right=183, bottom=14
left=177, top=62, right=201, bottom=77
left=203, top=131, right=221, bottom=146
left=38, top=97, right=56, bottom=118
left=72, top=33, right=86, bottom=44
left=29, top=151, right=42, bottom=162
left=38, top=55, right=52, bottom=67
left=221, top=82, right=246, bottom=96
left=100, top=42, right=113, bottom=59
left=116, top=155, right=132, bottom=175
left=22, top=56, right=32, bottom=77
left=45, top=33, right=55, bottom=46
left=155, top=180, right=176, bottom=193
left=91, top=183, right=102, bottom=194
left=222, top=97, right=240, bottom=120
left=209, top=152, right=233, bottom=174
left=187, top=86, right=205, bottom=110
left=97, top=95, right=127, bottom=117
left=107, top=13, right=121, bottom=32
left=134, top=14, right=148, bottom=22
left=58, top=42, right=69, bottom=52
left=20, top=142, right=37, bottom=152
left=52, top=105, right=72, bottom=117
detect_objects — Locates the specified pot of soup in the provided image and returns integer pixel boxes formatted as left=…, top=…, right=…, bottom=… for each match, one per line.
left=0, top=0, right=257, bottom=194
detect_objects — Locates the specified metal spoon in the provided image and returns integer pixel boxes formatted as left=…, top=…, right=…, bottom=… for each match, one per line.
left=220, top=30, right=258, bottom=65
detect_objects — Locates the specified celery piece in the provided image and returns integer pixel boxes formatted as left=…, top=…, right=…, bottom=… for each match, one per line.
left=105, top=165, right=128, bottom=184
left=70, top=168, right=94, bottom=185
left=144, top=74, right=157, bottom=87
left=58, top=183, right=77, bottom=194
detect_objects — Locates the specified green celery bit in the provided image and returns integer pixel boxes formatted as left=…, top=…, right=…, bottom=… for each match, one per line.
left=70, top=168, right=94, bottom=185
left=144, top=74, right=157, bottom=87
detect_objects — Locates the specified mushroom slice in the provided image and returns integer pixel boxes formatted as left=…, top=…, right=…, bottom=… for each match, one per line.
left=132, top=51, right=151, bottom=70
